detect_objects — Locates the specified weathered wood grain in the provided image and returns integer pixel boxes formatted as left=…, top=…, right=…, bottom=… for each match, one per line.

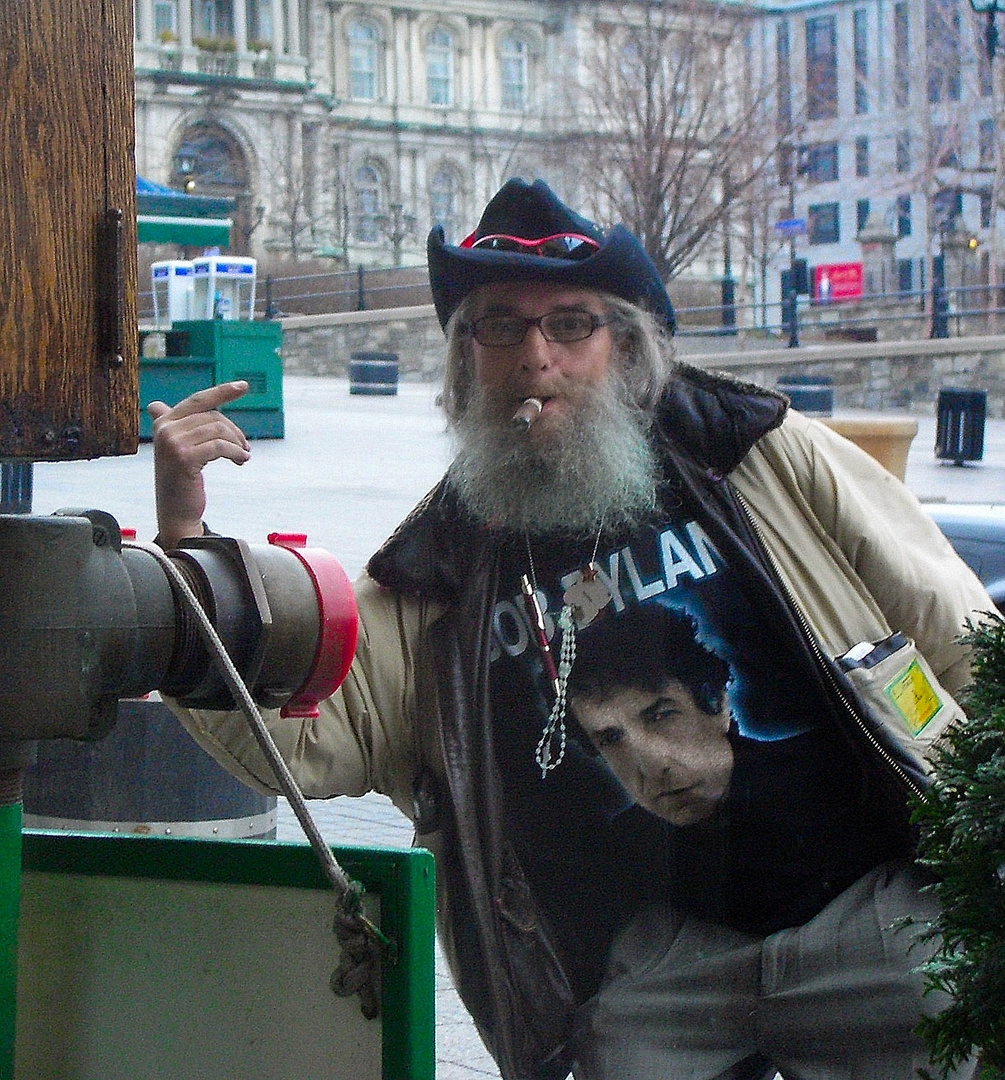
left=0, top=0, right=138, bottom=460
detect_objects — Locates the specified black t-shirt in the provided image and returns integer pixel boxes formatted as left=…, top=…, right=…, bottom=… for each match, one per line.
left=488, top=512, right=914, bottom=999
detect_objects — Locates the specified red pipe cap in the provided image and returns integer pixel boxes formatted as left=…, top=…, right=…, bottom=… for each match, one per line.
left=268, top=533, right=359, bottom=719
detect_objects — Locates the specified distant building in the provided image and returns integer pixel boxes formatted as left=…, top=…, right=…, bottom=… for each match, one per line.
left=750, top=0, right=997, bottom=316
left=134, top=0, right=592, bottom=270
left=135, top=1, right=998, bottom=327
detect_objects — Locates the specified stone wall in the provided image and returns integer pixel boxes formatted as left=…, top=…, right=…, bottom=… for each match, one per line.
left=279, top=308, right=1005, bottom=416
left=693, top=337, right=1005, bottom=416
left=279, top=306, right=446, bottom=381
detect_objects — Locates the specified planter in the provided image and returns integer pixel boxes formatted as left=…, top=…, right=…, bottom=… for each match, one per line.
left=820, top=415, right=919, bottom=481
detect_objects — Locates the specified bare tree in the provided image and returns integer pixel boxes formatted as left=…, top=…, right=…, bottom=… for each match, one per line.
left=263, top=113, right=322, bottom=260
left=568, top=0, right=798, bottom=283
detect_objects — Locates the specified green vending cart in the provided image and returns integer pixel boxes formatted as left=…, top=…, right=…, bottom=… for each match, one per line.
left=139, top=319, right=284, bottom=440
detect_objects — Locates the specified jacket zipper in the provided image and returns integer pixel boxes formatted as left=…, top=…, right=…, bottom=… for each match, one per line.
left=728, top=481, right=926, bottom=800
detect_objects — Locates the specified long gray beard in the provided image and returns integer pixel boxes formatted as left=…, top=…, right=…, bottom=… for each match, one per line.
left=446, top=379, right=659, bottom=537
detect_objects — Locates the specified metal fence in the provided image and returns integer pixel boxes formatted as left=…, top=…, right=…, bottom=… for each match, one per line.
left=136, top=263, right=1005, bottom=344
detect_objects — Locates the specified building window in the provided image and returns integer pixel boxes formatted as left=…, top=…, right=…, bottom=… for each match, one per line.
left=171, top=127, right=244, bottom=191
left=894, top=3, right=910, bottom=107
left=927, top=0, right=961, bottom=104
left=933, top=187, right=963, bottom=229
left=348, top=21, right=379, bottom=101
left=897, top=258, right=913, bottom=293
left=429, top=168, right=462, bottom=242
left=249, top=0, right=272, bottom=46
left=931, top=125, right=960, bottom=168
left=196, top=0, right=234, bottom=41
left=154, top=0, right=178, bottom=36
left=855, top=137, right=869, bottom=178
left=808, top=202, right=840, bottom=244
left=853, top=9, right=868, bottom=114
left=980, top=119, right=995, bottom=168
left=857, top=198, right=871, bottom=232
left=805, top=143, right=839, bottom=183
left=776, top=20, right=792, bottom=132
left=806, top=16, right=838, bottom=120
left=896, top=132, right=911, bottom=173
left=427, top=27, right=454, bottom=106
left=981, top=191, right=993, bottom=229
left=500, top=36, right=529, bottom=111
left=896, top=194, right=912, bottom=238
left=354, top=165, right=383, bottom=243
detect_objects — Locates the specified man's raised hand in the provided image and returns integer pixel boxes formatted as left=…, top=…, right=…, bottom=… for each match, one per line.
left=148, top=381, right=251, bottom=549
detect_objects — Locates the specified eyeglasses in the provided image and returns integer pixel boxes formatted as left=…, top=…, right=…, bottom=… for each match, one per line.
left=468, top=310, right=613, bottom=347
left=460, top=231, right=601, bottom=261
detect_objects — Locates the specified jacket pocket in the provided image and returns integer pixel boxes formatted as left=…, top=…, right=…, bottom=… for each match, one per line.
left=837, top=632, right=966, bottom=768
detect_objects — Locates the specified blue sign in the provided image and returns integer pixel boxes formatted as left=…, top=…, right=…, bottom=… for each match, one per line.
left=774, top=217, right=807, bottom=236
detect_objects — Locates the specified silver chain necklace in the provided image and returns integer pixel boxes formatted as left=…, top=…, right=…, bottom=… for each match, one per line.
left=522, top=520, right=610, bottom=776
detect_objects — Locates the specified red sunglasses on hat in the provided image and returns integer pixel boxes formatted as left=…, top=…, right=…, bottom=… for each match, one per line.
left=459, top=231, right=601, bottom=260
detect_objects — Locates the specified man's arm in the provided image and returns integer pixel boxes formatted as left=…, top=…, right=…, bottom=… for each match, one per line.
left=148, top=381, right=252, bottom=549
left=744, top=411, right=995, bottom=695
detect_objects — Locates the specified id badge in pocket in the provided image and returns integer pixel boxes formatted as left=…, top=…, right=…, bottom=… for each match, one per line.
left=837, top=631, right=964, bottom=753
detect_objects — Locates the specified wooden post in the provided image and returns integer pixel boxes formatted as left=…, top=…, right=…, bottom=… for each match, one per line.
left=0, top=0, right=138, bottom=460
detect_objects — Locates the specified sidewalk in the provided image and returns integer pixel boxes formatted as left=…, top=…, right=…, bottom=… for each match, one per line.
left=28, top=376, right=1005, bottom=1080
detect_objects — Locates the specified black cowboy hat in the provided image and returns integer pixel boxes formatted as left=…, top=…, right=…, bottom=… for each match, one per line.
left=427, top=178, right=676, bottom=335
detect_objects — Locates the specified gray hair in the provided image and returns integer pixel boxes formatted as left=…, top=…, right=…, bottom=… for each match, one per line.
left=439, top=291, right=676, bottom=425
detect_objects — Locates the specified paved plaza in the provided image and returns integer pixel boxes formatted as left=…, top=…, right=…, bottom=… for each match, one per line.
left=29, top=373, right=1005, bottom=1080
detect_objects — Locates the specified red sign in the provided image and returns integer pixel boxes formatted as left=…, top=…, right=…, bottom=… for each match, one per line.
left=813, top=262, right=863, bottom=302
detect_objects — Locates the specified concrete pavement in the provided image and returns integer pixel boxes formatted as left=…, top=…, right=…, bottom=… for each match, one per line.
left=28, top=375, right=1005, bottom=1080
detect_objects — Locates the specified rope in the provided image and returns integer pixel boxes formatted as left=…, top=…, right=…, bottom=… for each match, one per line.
left=127, top=540, right=386, bottom=1018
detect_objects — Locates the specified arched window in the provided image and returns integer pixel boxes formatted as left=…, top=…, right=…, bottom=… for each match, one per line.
left=172, top=126, right=245, bottom=193
left=348, top=20, right=379, bottom=101
left=354, top=164, right=383, bottom=243
left=429, top=167, right=462, bottom=242
left=500, top=36, right=529, bottom=111
left=426, top=27, right=454, bottom=106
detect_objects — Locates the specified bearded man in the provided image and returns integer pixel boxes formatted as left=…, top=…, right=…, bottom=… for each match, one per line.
left=151, top=179, right=989, bottom=1080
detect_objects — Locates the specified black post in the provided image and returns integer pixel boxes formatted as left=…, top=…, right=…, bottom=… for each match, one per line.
left=787, top=286, right=800, bottom=348
left=264, top=274, right=276, bottom=319
left=721, top=275, right=736, bottom=332
left=356, top=265, right=366, bottom=312
left=780, top=268, right=799, bottom=348
left=931, top=252, right=949, bottom=339
left=1, top=462, right=33, bottom=515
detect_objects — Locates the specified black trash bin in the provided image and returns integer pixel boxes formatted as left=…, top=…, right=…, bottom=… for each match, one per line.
left=349, top=351, right=399, bottom=396
left=936, top=387, right=986, bottom=464
left=777, top=374, right=833, bottom=416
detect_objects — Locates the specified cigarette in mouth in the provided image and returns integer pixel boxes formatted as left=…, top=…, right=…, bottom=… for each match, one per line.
left=511, top=397, right=543, bottom=431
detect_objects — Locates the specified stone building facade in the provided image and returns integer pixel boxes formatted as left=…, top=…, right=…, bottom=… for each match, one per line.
left=134, top=0, right=1005, bottom=332
left=134, top=0, right=616, bottom=269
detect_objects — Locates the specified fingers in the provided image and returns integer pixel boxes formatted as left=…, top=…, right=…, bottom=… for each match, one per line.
left=157, top=411, right=251, bottom=467
left=150, top=380, right=250, bottom=420
left=150, top=382, right=253, bottom=548
left=150, top=381, right=252, bottom=468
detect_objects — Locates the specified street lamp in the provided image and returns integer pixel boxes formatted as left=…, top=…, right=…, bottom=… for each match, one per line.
left=969, top=0, right=1002, bottom=63
left=174, top=142, right=199, bottom=193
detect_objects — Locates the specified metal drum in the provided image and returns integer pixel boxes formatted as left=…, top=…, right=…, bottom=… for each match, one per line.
left=23, top=696, right=276, bottom=839
left=348, top=351, right=399, bottom=396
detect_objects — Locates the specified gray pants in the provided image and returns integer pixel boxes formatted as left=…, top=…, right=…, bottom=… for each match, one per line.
left=572, top=860, right=976, bottom=1080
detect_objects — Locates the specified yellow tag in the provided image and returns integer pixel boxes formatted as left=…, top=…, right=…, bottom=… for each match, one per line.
left=885, top=659, right=942, bottom=736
